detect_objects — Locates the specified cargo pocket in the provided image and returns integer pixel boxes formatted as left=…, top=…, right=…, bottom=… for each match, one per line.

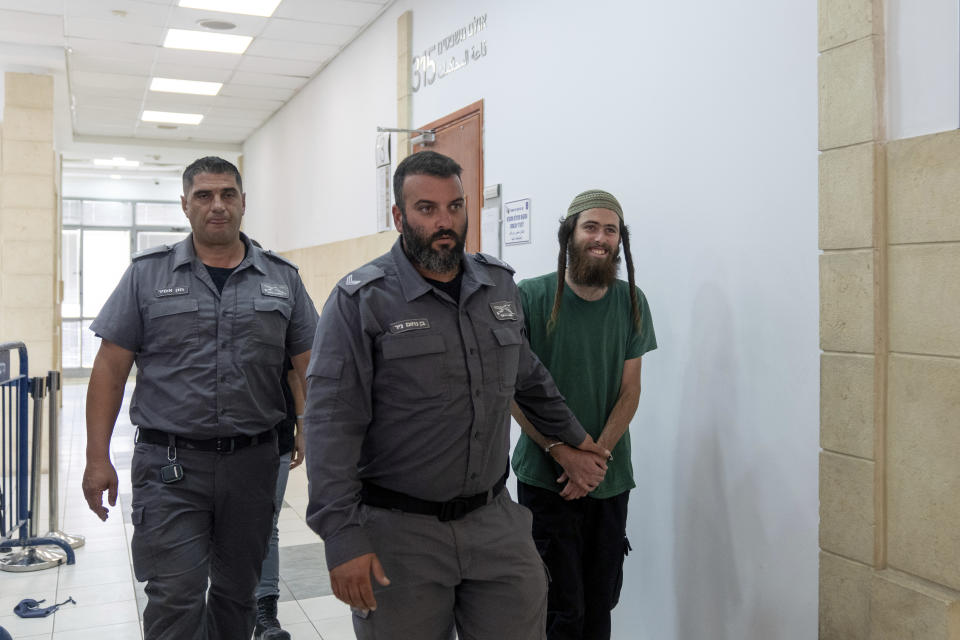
left=611, top=535, right=632, bottom=608
left=146, top=298, right=199, bottom=350
left=245, top=298, right=291, bottom=364
left=129, top=504, right=156, bottom=582
left=379, top=333, right=449, bottom=400
left=492, top=325, right=522, bottom=391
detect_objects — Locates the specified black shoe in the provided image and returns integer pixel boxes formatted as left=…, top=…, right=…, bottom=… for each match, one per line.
left=254, top=595, right=291, bottom=640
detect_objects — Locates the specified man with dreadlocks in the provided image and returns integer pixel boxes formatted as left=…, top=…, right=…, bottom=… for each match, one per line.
left=511, top=189, right=657, bottom=640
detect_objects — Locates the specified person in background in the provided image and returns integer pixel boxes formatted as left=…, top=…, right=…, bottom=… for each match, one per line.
left=254, top=355, right=305, bottom=640
left=82, top=156, right=318, bottom=640
left=511, top=189, right=657, bottom=640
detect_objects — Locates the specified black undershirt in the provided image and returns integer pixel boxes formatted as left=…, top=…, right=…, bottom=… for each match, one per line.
left=424, top=268, right=464, bottom=304
left=204, top=264, right=236, bottom=293
left=203, top=244, right=247, bottom=293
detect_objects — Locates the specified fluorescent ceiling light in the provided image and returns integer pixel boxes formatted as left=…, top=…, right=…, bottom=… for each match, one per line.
left=94, top=157, right=140, bottom=168
left=110, top=175, right=122, bottom=180
left=178, top=0, right=281, bottom=17
left=163, top=28, right=252, bottom=54
left=151, top=77, right=222, bottom=96
left=142, top=110, right=204, bottom=125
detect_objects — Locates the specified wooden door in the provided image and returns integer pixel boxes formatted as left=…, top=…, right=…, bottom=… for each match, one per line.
left=413, top=100, right=483, bottom=253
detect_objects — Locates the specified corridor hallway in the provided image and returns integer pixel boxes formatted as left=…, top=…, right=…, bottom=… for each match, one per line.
left=0, top=380, right=353, bottom=639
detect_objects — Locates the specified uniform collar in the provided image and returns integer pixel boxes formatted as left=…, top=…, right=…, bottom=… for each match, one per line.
left=172, top=232, right=265, bottom=274
left=389, top=236, right=494, bottom=303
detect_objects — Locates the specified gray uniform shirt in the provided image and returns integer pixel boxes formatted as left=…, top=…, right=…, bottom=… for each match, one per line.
left=90, top=233, right=318, bottom=437
left=304, top=238, right=587, bottom=568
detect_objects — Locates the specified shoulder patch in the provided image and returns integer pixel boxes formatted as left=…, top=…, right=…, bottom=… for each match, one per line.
left=263, top=249, right=299, bottom=270
left=473, top=252, right=515, bottom=274
left=132, top=244, right=172, bottom=261
left=337, top=264, right=386, bottom=295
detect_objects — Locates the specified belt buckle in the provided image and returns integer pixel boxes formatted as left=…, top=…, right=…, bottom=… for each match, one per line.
left=438, top=497, right=468, bottom=522
left=215, top=437, right=235, bottom=453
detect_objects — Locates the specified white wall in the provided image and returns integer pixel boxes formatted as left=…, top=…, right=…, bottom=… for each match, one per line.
left=242, top=9, right=399, bottom=250
left=245, top=2, right=819, bottom=638
left=887, top=0, right=959, bottom=139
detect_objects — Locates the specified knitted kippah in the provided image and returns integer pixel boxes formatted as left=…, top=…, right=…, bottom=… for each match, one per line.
left=566, top=189, right=623, bottom=220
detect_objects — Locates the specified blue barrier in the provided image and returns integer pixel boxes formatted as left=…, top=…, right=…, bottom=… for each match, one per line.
left=0, top=342, right=75, bottom=569
left=0, top=342, right=29, bottom=543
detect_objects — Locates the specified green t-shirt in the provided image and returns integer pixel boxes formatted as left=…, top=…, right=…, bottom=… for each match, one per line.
left=511, top=272, right=657, bottom=498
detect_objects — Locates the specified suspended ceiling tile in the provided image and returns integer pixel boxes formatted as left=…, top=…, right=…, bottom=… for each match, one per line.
left=64, top=0, right=170, bottom=24
left=219, top=84, right=294, bottom=101
left=259, top=18, right=357, bottom=46
left=65, top=17, right=165, bottom=46
left=72, top=70, right=150, bottom=91
left=72, top=84, right=146, bottom=100
left=149, top=64, right=232, bottom=83
left=142, top=93, right=217, bottom=111
left=67, top=38, right=158, bottom=62
left=230, top=71, right=307, bottom=89
left=0, top=0, right=65, bottom=14
left=235, top=55, right=318, bottom=76
left=212, top=92, right=283, bottom=106
left=72, top=94, right=143, bottom=111
left=155, top=47, right=244, bottom=70
left=75, top=123, right=139, bottom=137
left=0, top=10, right=64, bottom=46
left=68, top=53, right=155, bottom=76
left=276, top=0, right=384, bottom=27
left=246, top=38, right=338, bottom=61
left=204, top=105, right=276, bottom=120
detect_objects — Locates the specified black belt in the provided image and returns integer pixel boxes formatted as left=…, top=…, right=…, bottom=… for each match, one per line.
left=361, top=473, right=507, bottom=522
left=136, top=427, right=272, bottom=453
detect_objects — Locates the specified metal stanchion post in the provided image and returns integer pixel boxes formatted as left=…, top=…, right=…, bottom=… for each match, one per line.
left=45, top=370, right=84, bottom=549
left=0, top=376, right=67, bottom=571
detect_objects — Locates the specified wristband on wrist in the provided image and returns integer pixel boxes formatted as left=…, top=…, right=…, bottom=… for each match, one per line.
left=544, top=441, right=566, bottom=455
left=296, top=414, right=304, bottom=420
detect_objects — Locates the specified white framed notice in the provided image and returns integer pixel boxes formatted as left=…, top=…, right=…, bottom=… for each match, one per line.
left=503, top=198, right=531, bottom=245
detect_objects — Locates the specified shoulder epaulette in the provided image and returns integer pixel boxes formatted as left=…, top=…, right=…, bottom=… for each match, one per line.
left=131, top=244, right=172, bottom=260
left=263, top=249, right=299, bottom=270
left=473, top=252, right=515, bottom=274
left=337, top=264, right=386, bottom=295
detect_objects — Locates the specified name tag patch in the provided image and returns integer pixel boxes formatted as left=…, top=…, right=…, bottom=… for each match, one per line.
left=260, top=283, right=289, bottom=298
left=155, top=286, right=189, bottom=297
left=389, top=318, right=430, bottom=334
left=490, top=301, right=517, bottom=321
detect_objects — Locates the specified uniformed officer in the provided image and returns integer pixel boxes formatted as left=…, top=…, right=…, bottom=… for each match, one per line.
left=303, top=150, right=609, bottom=640
left=81, top=157, right=318, bottom=640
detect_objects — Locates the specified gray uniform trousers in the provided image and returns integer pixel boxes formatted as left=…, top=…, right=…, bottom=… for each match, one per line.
left=353, top=490, right=548, bottom=640
left=130, top=437, right=279, bottom=640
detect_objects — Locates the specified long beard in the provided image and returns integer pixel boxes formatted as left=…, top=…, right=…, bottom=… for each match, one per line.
left=401, top=215, right=467, bottom=275
left=568, top=240, right=620, bottom=288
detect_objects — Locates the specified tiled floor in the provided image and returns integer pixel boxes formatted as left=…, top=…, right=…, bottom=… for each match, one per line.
left=0, top=380, right=353, bottom=639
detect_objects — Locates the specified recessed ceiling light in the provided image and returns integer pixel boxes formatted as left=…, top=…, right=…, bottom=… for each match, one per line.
left=150, top=77, right=222, bottom=96
left=198, top=19, right=237, bottom=30
left=142, top=110, right=204, bottom=125
left=178, top=0, right=281, bottom=17
left=94, top=157, right=140, bottom=168
left=163, top=28, right=252, bottom=54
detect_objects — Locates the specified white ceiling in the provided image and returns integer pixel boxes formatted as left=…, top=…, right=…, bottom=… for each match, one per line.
left=0, top=0, right=391, bottom=179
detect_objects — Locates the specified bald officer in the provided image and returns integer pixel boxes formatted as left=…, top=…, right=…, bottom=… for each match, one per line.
left=304, top=150, right=609, bottom=640
left=81, top=156, right=318, bottom=640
